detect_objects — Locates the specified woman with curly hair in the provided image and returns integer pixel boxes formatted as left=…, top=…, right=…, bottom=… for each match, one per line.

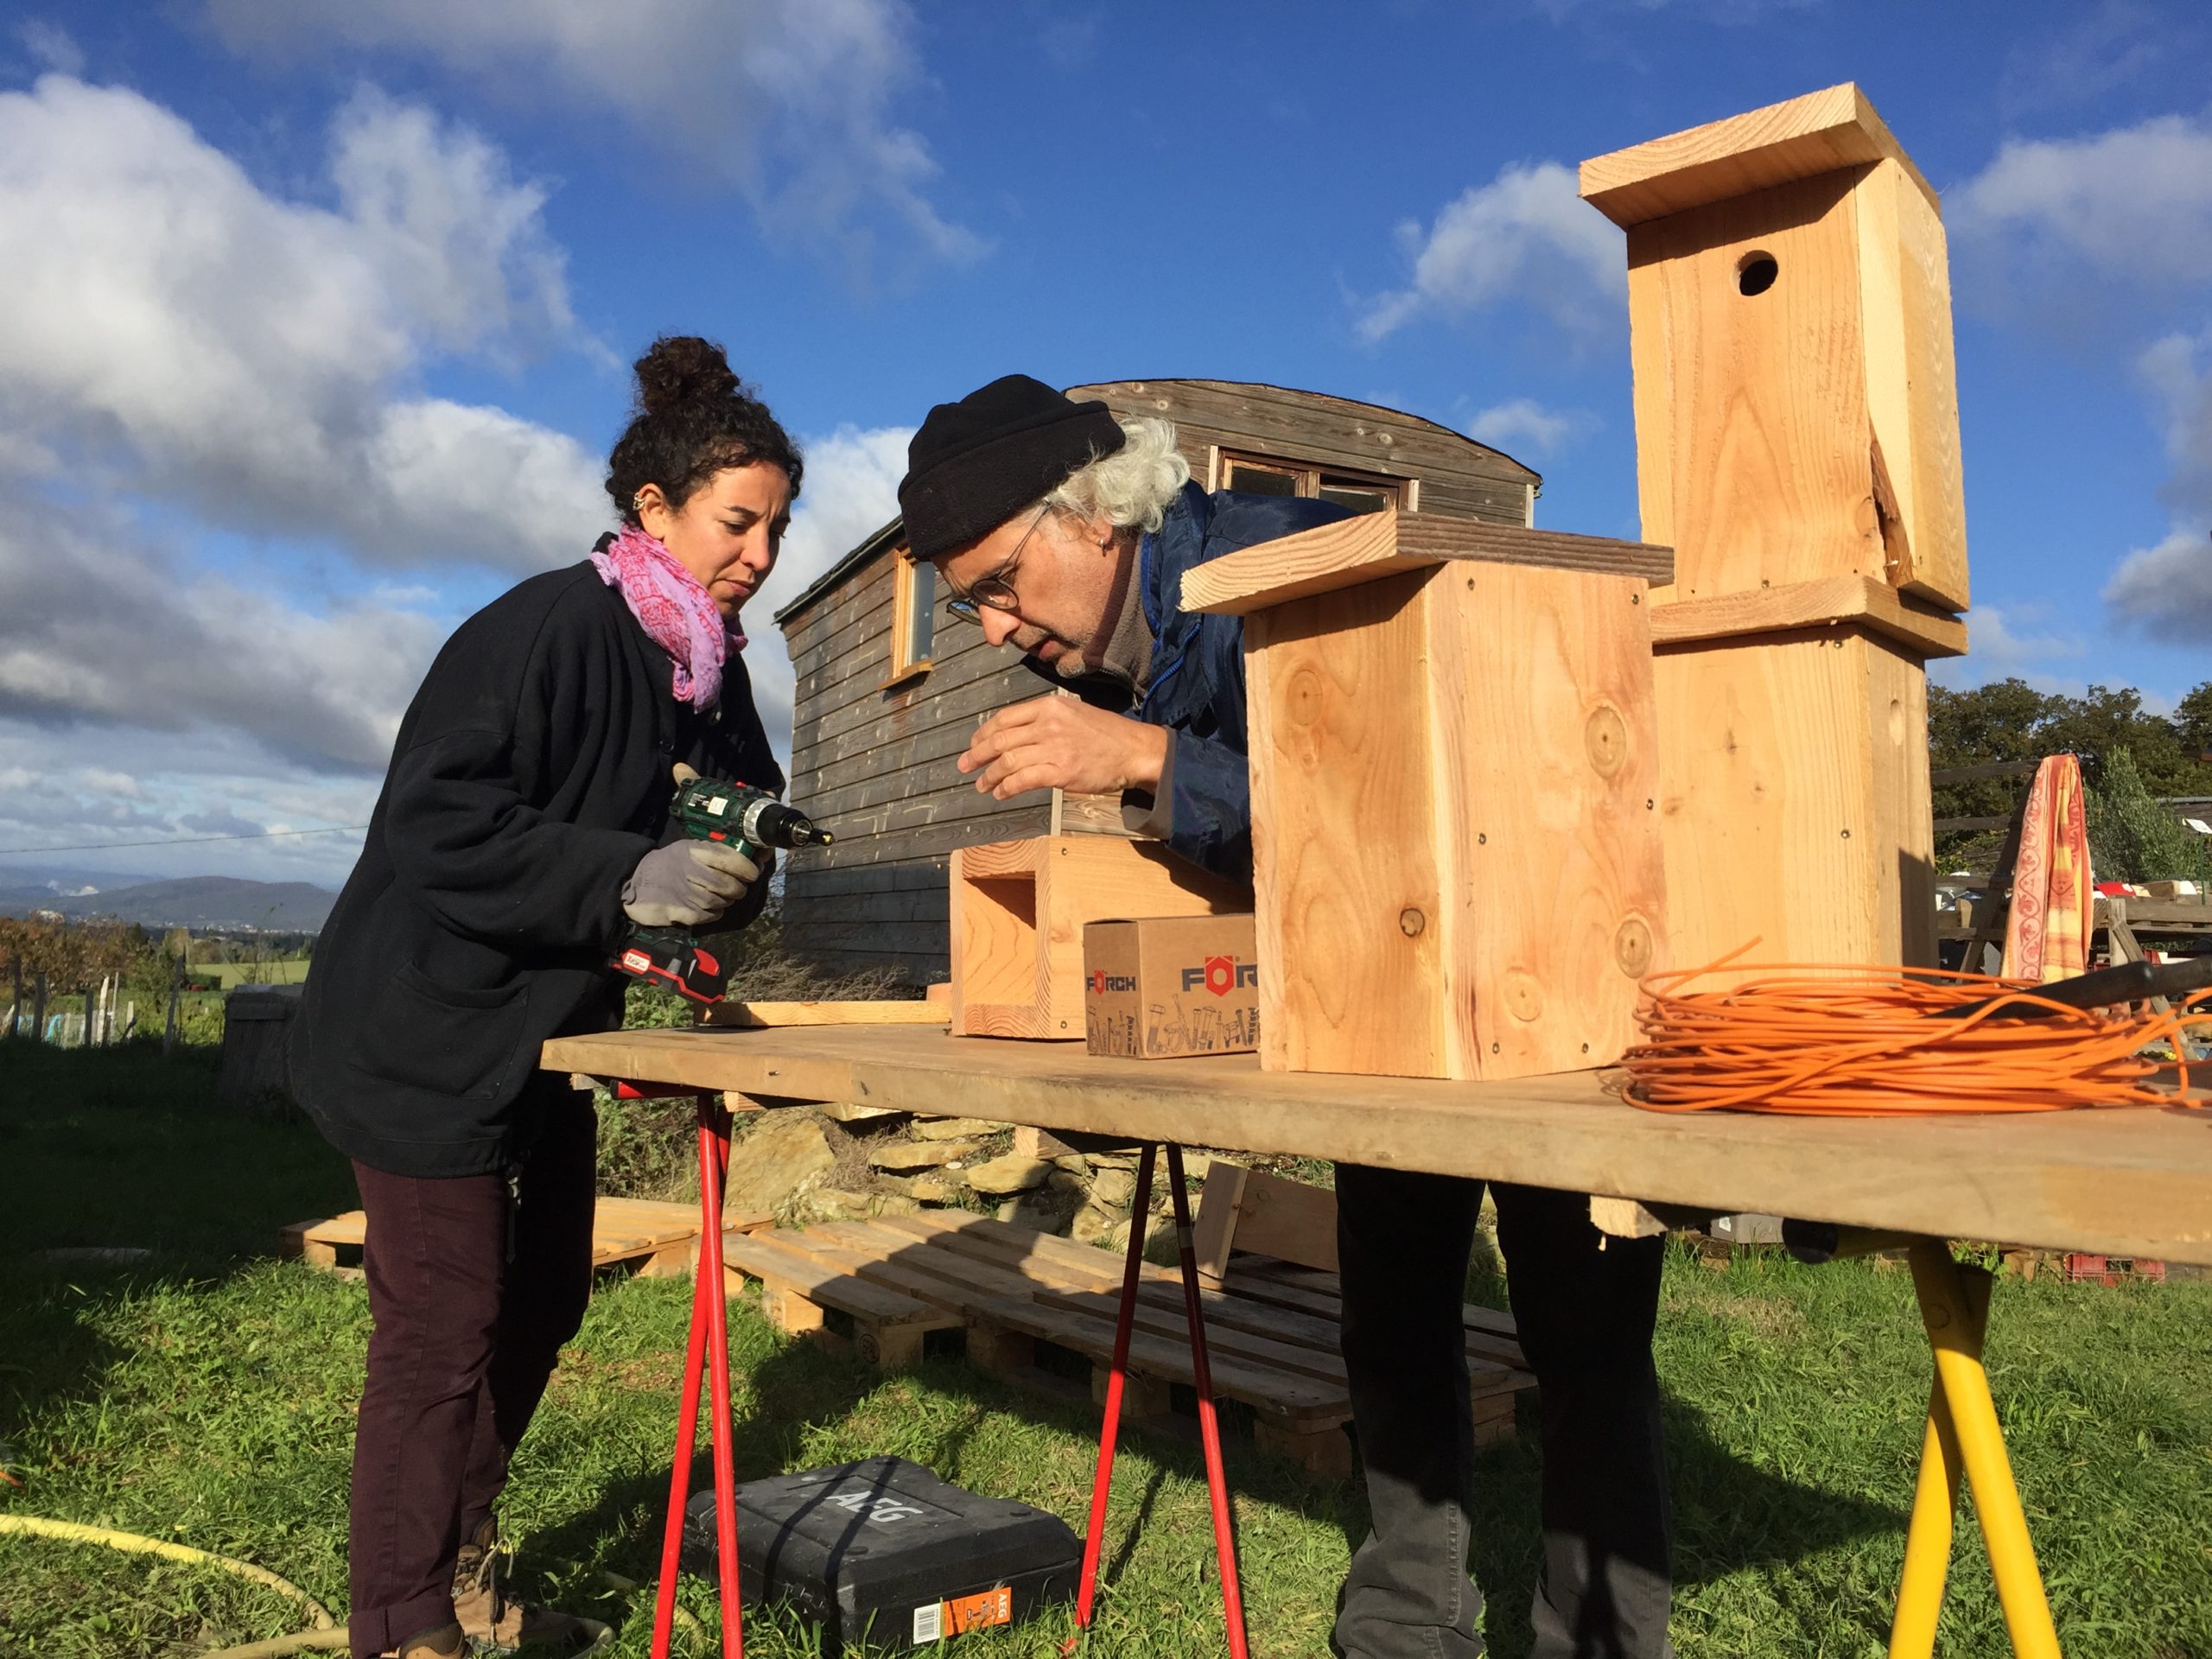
left=295, top=337, right=798, bottom=1656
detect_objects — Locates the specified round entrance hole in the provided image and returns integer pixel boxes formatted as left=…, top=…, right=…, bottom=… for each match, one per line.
left=1738, top=251, right=1779, bottom=296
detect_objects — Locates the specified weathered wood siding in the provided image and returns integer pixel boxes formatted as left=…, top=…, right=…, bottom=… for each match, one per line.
left=780, top=552, right=1048, bottom=982
left=777, top=381, right=1541, bottom=985
left=1065, top=379, right=1538, bottom=526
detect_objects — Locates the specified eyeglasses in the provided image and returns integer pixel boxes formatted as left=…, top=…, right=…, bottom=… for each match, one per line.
left=944, top=505, right=1050, bottom=625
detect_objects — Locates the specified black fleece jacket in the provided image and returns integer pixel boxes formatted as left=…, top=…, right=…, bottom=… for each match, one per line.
left=293, top=561, right=780, bottom=1177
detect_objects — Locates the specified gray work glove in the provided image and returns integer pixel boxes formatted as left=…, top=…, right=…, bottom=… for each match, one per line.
left=621, top=839, right=760, bottom=928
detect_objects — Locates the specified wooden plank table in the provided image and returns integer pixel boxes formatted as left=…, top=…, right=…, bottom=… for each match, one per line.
left=543, top=1023, right=2212, bottom=1266
left=543, top=1020, right=2212, bottom=1658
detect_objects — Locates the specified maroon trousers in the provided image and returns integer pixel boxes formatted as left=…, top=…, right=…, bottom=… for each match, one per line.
left=346, top=1090, right=597, bottom=1656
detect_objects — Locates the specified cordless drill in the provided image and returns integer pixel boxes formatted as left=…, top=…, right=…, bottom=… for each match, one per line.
left=613, top=775, right=835, bottom=1003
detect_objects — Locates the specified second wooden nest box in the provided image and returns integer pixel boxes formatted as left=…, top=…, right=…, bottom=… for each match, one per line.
left=1184, top=512, right=1672, bottom=1082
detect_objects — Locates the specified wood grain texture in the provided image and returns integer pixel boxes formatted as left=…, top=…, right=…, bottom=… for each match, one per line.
left=949, top=835, right=1247, bottom=1039
left=1445, top=563, right=1666, bottom=1077
left=539, top=1024, right=2212, bottom=1266
left=1247, top=563, right=1662, bottom=1081
left=1246, top=570, right=1449, bottom=1077
left=699, top=1000, right=950, bottom=1029
left=1653, top=625, right=1935, bottom=981
left=1182, top=507, right=1671, bottom=616
left=1649, top=575, right=1966, bottom=657
left=1626, top=171, right=1885, bottom=601
left=1853, top=157, right=1970, bottom=610
left=1580, top=82, right=1936, bottom=227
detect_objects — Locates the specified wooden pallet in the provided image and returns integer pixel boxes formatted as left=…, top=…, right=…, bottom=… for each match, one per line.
left=715, top=1211, right=1535, bottom=1478
left=279, top=1197, right=772, bottom=1279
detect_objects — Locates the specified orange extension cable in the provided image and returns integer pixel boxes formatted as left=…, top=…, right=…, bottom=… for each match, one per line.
left=1623, top=949, right=2212, bottom=1116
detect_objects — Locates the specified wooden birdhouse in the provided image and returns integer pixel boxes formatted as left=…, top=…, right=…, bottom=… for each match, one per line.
left=1580, top=85, right=1973, bottom=977
left=948, top=835, right=1247, bottom=1039
left=1582, top=83, right=1969, bottom=611
left=1183, top=511, right=1670, bottom=1082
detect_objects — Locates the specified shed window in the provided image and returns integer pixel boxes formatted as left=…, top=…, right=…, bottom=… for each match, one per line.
left=1219, top=452, right=1406, bottom=515
left=888, top=553, right=935, bottom=683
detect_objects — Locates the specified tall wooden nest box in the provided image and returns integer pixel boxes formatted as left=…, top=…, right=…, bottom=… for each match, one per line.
left=1580, top=85, right=1973, bottom=976
left=1184, top=512, right=1672, bottom=1082
left=1581, top=82, right=1967, bottom=612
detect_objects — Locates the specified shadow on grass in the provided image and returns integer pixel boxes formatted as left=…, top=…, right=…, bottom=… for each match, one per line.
left=0, top=1036, right=359, bottom=1462
left=510, top=1221, right=1902, bottom=1659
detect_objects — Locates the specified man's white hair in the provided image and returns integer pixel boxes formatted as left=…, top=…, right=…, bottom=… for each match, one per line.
left=1042, top=417, right=1190, bottom=534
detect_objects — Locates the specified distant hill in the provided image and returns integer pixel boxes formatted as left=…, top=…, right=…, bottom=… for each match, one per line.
left=0, top=875, right=337, bottom=931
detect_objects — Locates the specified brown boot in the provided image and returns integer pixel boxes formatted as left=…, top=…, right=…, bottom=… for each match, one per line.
left=452, top=1518, right=596, bottom=1653
left=384, top=1622, right=466, bottom=1659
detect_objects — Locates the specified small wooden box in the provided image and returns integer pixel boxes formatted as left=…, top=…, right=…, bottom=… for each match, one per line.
left=1582, top=84, right=1969, bottom=613
left=948, top=836, right=1246, bottom=1039
left=1188, top=516, right=1669, bottom=1082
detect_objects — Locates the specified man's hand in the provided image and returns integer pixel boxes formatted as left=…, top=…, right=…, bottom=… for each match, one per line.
left=957, top=695, right=1170, bottom=801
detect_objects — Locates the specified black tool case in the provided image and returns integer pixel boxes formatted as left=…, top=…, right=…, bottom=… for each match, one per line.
left=683, top=1457, right=1081, bottom=1651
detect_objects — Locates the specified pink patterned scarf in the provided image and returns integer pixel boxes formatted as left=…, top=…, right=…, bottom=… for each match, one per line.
left=589, top=524, right=746, bottom=711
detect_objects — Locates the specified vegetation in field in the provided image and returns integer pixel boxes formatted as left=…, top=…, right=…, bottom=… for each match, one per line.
left=4, top=1039, right=2209, bottom=1657
left=1930, top=679, right=2212, bottom=878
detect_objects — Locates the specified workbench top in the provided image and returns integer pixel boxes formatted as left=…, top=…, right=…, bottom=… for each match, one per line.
left=542, top=1025, right=2212, bottom=1267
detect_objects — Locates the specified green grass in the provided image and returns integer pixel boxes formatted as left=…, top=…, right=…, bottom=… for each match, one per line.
left=3, top=1041, right=2209, bottom=1657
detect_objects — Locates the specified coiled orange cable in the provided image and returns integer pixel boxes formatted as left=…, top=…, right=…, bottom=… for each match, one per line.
left=1624, top=950, right=2212, bottom=1116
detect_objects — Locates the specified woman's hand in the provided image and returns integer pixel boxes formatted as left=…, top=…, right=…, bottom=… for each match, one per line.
left=957, top=696, right=1170, bottom=802
left=622, top=840, right=760, bottom=927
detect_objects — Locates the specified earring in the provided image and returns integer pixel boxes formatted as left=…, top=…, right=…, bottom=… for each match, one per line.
left=632, top=491, right=650, bottom=513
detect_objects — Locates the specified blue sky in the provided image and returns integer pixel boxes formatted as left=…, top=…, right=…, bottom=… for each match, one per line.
left=1, top=0, right=2207, bottom=889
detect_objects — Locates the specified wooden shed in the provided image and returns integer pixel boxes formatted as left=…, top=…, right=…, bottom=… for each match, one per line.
left=773, top=379, right=1542, bottom=984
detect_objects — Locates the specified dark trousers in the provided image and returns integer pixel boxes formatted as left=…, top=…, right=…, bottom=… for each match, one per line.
left=345, top=1092, right=597, bottom=1656
left=1333, top=1168, right=1672, bottom=1659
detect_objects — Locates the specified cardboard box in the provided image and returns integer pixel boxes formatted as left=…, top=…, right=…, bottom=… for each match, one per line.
left=1083, top=915, right=1260, bottom=1059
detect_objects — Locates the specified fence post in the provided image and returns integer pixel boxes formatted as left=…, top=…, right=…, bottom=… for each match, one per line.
left=164, top=954, right=183, bottom=1057
left=7, top=955, right=19, bottom=1039
left=32, top=972, right=48, bottom=1043
left=83, top=984, right=97, bottom=1050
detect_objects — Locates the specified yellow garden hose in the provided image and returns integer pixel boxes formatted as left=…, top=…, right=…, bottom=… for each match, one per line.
left=0, top=1512, right=624, bottom=1654
left=0, top=1513, right=338, bottom=1628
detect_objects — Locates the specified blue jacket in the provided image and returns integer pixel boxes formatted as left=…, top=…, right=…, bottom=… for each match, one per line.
left=1134, top=482, right=1348, bottom=880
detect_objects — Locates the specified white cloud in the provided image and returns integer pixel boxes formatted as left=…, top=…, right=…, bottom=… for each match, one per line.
left=1465, top=398, right=1599, bottom=459
left=0, top=721, right=382, bottom=884
left=1360, top=161, right=1624, bottom=341
left=741, top=423, right=916, bottom=760
left=2139, top=327, right=2212, bottom=523
left=200, top=0, right=987, bottom=276
left=1952, top=114, right=2212, bottom=294
left=0, top=501, right=445, bottom=774
left=1929, top=604, right=2088, bottom=696
left=2104, top=524, right=2212, bottom=645
left=0, top=75, right=605, bottom=574
left=14, top=19, right=84, bottom=75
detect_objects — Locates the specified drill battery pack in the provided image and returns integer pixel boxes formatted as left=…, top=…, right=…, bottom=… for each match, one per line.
left=682, top=1457, right=1080, bottom=1652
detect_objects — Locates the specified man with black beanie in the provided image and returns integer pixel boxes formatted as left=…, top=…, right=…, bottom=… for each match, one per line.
left=898, top=375, right=1674, bottom=1659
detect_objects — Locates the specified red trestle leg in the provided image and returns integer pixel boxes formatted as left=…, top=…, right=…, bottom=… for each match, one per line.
left=696, top=1094, right=745, bottom=1658
left=1063, top=1142, right=1157, bottom=1656
left=1166, top=1143, right=1250, bottom=1659
left=649, top=1092, right=744, bottom=1659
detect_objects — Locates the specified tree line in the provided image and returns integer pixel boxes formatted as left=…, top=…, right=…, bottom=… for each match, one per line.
left=1932, top=678, right=2212, bottom=883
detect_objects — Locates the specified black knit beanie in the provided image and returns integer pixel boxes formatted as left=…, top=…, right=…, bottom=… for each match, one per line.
left=898, top=375, right=1125, bottom=562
